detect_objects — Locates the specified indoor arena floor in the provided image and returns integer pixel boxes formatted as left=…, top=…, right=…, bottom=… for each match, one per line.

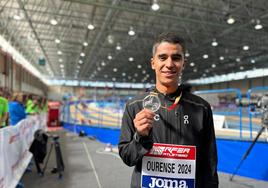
left=21, top=130, right=268, bottom=188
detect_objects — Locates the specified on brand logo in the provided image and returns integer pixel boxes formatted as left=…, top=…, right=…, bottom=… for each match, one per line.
left=184, top=115, right=189, bottom=125
left=154, top=114, right=160, bottom=121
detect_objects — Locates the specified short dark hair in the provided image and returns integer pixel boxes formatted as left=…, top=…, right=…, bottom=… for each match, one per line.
left=152, top=32, right=186, bottom=56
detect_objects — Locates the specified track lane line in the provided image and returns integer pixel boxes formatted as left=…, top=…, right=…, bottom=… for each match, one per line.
left=83, top=142, right=102, bottom=188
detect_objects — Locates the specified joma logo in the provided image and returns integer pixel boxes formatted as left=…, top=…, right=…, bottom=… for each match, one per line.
left=148, top=177, right=188, bottom=188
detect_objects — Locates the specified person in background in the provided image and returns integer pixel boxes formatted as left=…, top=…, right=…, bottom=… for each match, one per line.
left=26, top=94, right=33, bottom=114
left=33, top=96, right=41, bottom=114
left=118, top=32, right=218, bottom=188
left=41, top=97, right=48, bottom=113
left=0, top=88, right=9, bottom=128
left=26, top=94, right=39, bottom=115
left=9, top=92, right=26, bottom=126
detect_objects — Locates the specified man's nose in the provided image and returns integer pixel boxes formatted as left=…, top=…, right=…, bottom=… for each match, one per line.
left=165, top=57, right=174, bottom=67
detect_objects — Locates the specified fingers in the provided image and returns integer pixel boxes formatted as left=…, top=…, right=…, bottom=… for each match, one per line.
left=134, top=109, right=155, bottom=136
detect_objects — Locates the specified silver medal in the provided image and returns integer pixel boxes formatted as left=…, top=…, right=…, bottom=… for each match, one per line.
left=143, top=94, right=160, bottom=112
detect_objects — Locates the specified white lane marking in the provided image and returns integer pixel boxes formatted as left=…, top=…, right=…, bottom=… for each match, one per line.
left=83, top=142, right=102, bottom=188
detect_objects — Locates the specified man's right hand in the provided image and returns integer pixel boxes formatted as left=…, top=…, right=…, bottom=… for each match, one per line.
left=133, top=109, right=155, bottom=137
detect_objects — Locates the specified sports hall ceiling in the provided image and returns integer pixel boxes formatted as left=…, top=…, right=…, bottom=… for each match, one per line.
left=0, top=0, right=268, bottom=85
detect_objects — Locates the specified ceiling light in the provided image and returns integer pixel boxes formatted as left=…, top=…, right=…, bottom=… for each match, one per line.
left=190, top=62, right=195, bottom=67
left=104, top=75, right=108, bottom=78
left=112, top=78, right=116, bottom=81
left=13, top=14, right=22, bottom=20
left=116, top=43, right=122, bottom=50
left=122, top=72, right=126, bottom=76
left=240, top=66, right=244, bottom=70
left=80, top=52, right=85, bottom=57
left=107, top=35, right=114, bottom=44
left=97, top=67, right=101, bottom=71
left=254, top=19, right=263, bottom=30
left=211, top=39, right=218, bottom=47
left=57, top=50, right=62, bottom=55
left=250, top=59, right=255, bottom=64
left=243, top=45, right=249, bottom=51
left=185, top=51, right=190, bottom=57
left=212, top=64, right=216, bottom=68
left=203, top=54, right=208, bottom=59
left=151, top=0, right=160, bottom=11
left=128, top=27, right=135, bottom=36
left=55, top=39, right=61, bottom=44
left=107, top=55, right=113, bottom=60
left=101, top=61, right=106, bottom=66
left=79, top=60, right=83, bottom=64
left=87, top=24, right=95, bottom=30
left=134, top=73, right=138, bottom=77
left=83, top=42, right=88, bottom=46
left=50, top=19, right=58, bottom=26
left=113, top=68, right=117, bottom=72
left=193, top=68, right=197, bottom=72
left=219, top=56, right=224, bottom=61
left=227, top=15, right=235, bottom=24
left=128, top=57, right=134, bottom=61
left=60, top=64, right=64, bottom=68
left=142, top=70, right=146, bottom=74
left=59, top=59, right=63, bottom=62
left=236, top=58, right=240, bottom=62
left=13, top=11, right=23, bottom=20
left=137, top=65, right=142, bottom=69
left=77, top=65, right=81, bottom=69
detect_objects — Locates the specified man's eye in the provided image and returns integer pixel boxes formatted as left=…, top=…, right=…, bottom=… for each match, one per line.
left=172, top=55, right=183, bottom=61
left=158, top=55, right=167, bottom=61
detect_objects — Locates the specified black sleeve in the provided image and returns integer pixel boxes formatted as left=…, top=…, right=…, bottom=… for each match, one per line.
left=203, top=104, right=219, bottom=188
left=118, top=104, right=153, bottom=167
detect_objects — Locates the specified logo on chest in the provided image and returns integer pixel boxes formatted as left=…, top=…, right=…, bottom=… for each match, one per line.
left=154, top=114, right=160, bottom=121
left=183, top=115, right=189, bottom=125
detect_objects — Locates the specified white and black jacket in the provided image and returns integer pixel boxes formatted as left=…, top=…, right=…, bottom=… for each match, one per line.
left=118, top=86, right=219, bottom=188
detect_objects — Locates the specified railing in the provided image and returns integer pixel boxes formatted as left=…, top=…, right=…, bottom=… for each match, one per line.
left=246, top=86, right=268, bottom=139
left=194, top=88, right=243, bottom=138
left=63, top=87, right=267, bottom=141
left=62, top=100, right=124, bottom=131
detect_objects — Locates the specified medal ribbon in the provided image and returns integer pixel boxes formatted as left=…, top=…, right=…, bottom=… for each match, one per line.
left=150, top=91, right=182, bottom=111
left=164, top=91, right=182, bottom=110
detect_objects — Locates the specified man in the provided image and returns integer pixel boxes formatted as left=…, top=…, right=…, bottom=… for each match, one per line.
left=8, top=92, right=26, bottom=126
left=0, top=89, right=9, bottom=128
left=118, top=32, right=218, bottom=188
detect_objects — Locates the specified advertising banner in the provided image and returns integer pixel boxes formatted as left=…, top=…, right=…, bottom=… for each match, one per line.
left=141, top=143, right=196, bottom=188
left=0, top=114, right=46, bottom=188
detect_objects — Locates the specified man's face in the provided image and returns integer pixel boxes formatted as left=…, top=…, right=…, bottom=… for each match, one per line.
left=151, top=42, right=185, bottom=88
left=17, top=94, right=23, bottom=103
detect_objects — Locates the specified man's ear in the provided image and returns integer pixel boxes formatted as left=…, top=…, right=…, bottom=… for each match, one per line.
left=183, top=58, right=187, bottom=70
left=151, top=57, right=155, bottom=70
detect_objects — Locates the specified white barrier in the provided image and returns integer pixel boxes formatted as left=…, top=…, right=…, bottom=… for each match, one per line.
left=213, top=114, right=228, bottom=130
left=0, top=114, right=47, bottom=188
